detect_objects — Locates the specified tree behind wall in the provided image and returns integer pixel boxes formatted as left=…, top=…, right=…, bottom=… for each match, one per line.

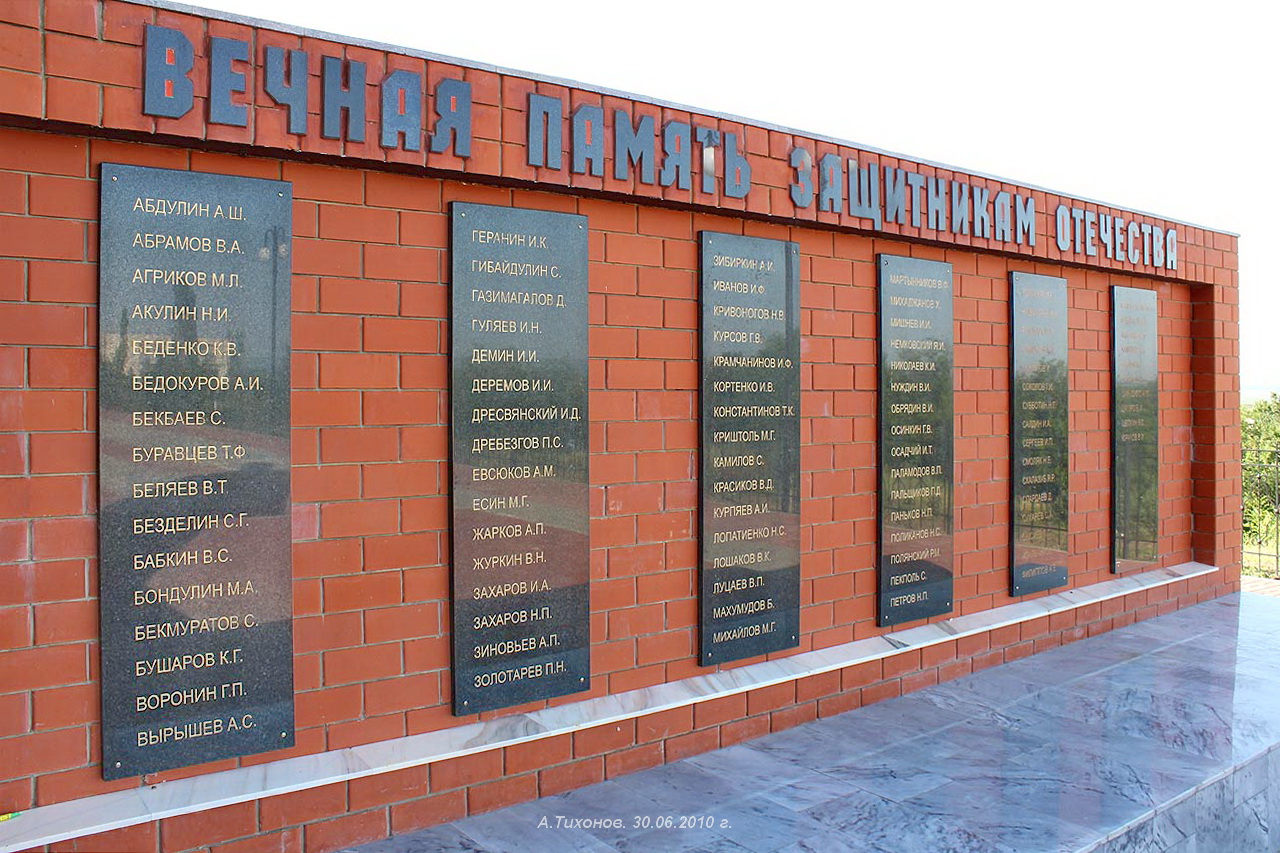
left=1242, top=393, right=1280, bottom=576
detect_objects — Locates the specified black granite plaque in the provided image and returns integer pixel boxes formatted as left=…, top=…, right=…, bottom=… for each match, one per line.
left=1112, top=286, right=1159, bottom=573
left=698, top=232, right=801, bottom=665
left=98, top=164, right=294, bottom=780
left=451, top=202, right=590, bottom=714
left=1010, top=273, right=1069, bottom=595
left=878, top=255, right=954, bottom=626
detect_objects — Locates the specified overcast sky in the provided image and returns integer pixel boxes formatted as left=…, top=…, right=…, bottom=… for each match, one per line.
left=188, top=0, right=1279, bottom=400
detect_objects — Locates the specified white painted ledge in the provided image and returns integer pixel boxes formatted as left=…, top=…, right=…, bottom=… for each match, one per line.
left=0, top=561, right=1217, bottom=852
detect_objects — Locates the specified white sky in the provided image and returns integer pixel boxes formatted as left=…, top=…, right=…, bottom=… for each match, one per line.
left=189, top=0, right=1280, bottom=400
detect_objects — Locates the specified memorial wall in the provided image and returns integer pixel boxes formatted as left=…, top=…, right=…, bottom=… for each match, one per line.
left=0, top=1, right=1242, bottom=851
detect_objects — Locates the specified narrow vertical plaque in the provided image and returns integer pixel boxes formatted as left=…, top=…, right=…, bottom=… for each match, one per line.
left=878, top=255, right=954, bottom=627
left=451, top=202, right=590, bottom=714
left=1111, top=286, right=1159, bottom=572
left=98, top=164, right=294, bottom=779
left=1010, top=272, right=1069, bottom=595
left=699, top=232, right=801, bottom=665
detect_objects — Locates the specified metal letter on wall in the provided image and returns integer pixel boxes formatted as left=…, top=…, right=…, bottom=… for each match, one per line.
left=451, top=202, right=590, bottom=714
left=98, top=164, right=294, bottom=779
left=699, top=232, right=801, bottom=665
left=1111, top=286, right=1159, bottom=572
left=1010, top=272, right=1069, bottom=595
left=878, top=255, right=954, bottom=626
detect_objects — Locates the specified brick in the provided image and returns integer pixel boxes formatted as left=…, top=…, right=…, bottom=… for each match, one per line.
left=0, top=23, right=41, bottom=72
left=294, top=239, right=362, bottom=277
left=431, top=749, right=503, bottom=791
left=0, top=303, right=85, bottom=345
left=605, top=741, right=663, bottom=778
left=323, top=642, right=402, bottom=687
left=0, top=1, right=38, bottom=26
left=323, top=572, right=402, bottom=612
left=28, top=347, right=95, bottom=388
left=318, top=204, right=399, bottom=243
left=0, top=172, right=24, bottom=215
left=319, top=277, right=399, bottom=315
left=664, top=727, right=719, bottom=761
left=0, top=128, right=86, bottom=175
left=320, top=499, right=400, bottom=538
left=389, top=790, right=465, bottom=834
left=364, top=672, right=439, bottom=716
left=33, top=598, right=96, bottom=643
left=32, top=682, right=95, bottom=731
left=0, top=434, right=27, bottom=476
left=319, top=353, right=398, bottom=389
left=292, top=538, right=361, bottom=579
left=0, top=473, right=84, bottom=518
left=539, top=756, right=604, bottom=796
left=363, top=317, right=440, bottom=353
left=326, top=714, right=406, bottom=750
left=282, top=162, right=364, bottom=203
left=259, top=783, right=348, bottom=831
left=366, top=172, right=441, bottom=211
left=361, top=390, right=438, bottom=425
left=28, top=261, right=96, bottom=303
left=348, top=765, right=430, bottom=810
left=292, top=314, right=362, bottom=352
left=3, top=726, right=88, bottom=777
left=210, top=828, right=303, bottom=853
left=604, top=233, right=663, bottom=266
left=468, top=773, right=537, bottom=815
left=503, top=733, right=572, bottom=775
left=46, top=33, right=139, bottom=88
left=0, top=518, right=28, bottom=562
left=161, top=802, right=257, bottom=853
left=365, top=532, right=441, bottom=573
left=28, top=175, right=96, bottom=219
left=0, top=390, right=84, bottom=432
left=573, top=720, right=635, bottom=757
left=293, top=390, right=361, bottom=428
left=0, top=68, right=41, bottom=116
left=364, top=244, right=439, bottom=282
left=319, top=427, right=398, bottom=463
left=45, top=1, right=98, bottom=36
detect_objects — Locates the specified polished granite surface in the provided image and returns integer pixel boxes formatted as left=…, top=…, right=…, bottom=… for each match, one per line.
left=341, top=591, right=1280, bottom=853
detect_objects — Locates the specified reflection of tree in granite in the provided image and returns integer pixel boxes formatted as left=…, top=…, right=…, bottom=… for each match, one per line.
left=704, top=331, right=801, bottom=511
left=1013, top=357, right=1069, bottom=554
left=1115, top=378, right=1159, bottom=565
left=882, top=345, right=954, bottom=534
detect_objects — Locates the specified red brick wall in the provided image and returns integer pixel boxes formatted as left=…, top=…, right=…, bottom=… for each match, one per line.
left=0, top=0, right=1233, bottom=286
left=0, top=1, right=1242, bottom=851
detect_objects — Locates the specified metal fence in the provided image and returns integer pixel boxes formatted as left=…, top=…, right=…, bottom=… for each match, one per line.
left=1243, top=448, right=1280, bottom=577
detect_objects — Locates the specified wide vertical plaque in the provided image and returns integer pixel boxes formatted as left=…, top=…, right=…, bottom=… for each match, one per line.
left=1111, top=286, right=1159, bottom=572
left=451, top=202, right=590, bottom=714
left=1010, top=273, right=1069, bottom=595
left=98, top=164, right=294, bottom=779
left=699, top=232, right=801, bottom=665
left=878, top=255, right=954, bottom=627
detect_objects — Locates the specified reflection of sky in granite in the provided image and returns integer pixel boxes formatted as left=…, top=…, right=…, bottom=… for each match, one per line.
left=353, top=592, right=1280, bottom=853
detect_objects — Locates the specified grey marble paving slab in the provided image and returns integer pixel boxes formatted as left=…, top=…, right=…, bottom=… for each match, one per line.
left=757, top=771, right=873, bottom=814
left=337, top=825, right=486, bottom=853
left=452, top=801, right=615, bottom=853
left=711, top=794, right=832, bottom=853
left=803, top=787, right=1013, bottom=853
left=340, top=590, right=1280, bottom=853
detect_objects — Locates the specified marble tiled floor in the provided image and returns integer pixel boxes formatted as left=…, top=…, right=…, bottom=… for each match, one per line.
left=341, top=592, right=1280, bottom=853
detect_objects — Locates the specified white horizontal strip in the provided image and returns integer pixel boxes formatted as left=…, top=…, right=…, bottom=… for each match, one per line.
left=0, top=561, right=1216, bottom=852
